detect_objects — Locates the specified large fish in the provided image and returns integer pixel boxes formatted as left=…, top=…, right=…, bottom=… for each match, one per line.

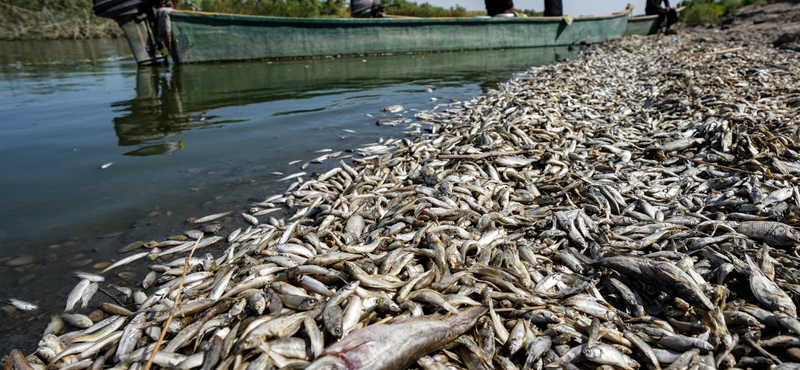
left=305, top=306, right=485, bottom=370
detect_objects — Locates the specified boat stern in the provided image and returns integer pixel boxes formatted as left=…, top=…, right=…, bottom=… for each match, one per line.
left=92, top=0, right=170, bottom=66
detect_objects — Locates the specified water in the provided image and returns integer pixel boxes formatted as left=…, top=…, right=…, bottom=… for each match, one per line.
left=0, top=38, right=578, bottom=353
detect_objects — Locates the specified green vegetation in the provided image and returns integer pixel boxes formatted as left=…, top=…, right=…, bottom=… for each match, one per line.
left=517, top=9, right=544, bottom=17
left=198, top=0, right=496, bottom=18
left=382, top=0, right=476, bottom=17
left=199, top=0, right=349, bottom=17
left=0, top=0, right=123, bottom=40
left=681, top=0, right=767, bottom=26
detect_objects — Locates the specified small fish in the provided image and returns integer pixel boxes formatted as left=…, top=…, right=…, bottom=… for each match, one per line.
left=80, top=282, right=99, bottom=308
left=116, top=313, right=146, bottom=361
left=7, top=298, right=38, bottom=311
left=10, top=349, right=34, bottom=370
left=65, top=279, right=91, bottom=312
left=495, top=155, right=537, bottom=168
left=582, top=343, right=638, bottom=370
left=382, top=105, right=404, bottom=113
left=736, top=221, right=800, bottom=247
left=74, top=271, right=105, bottom=282
left=101, top=252, right=149, bottom=274
left=745, top=254, right=797, bottom=317
left=44, top=315, right=64, bottom=336
left=278, top=172, right=307, bottom=182
left=62, top=313, right=94, bottom=329
left=194, top=212, right=231, bottom=224
left=241, top=213, right=259, bottom=225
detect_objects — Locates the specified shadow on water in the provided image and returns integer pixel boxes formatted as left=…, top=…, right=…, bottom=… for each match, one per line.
left=0, top=41, right=578, bottom=356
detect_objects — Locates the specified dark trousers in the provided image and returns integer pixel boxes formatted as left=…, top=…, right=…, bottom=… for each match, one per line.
left=646, top=7, right=678, bottom=30
left=544, top=0, right=562, bottom=16
left=485, top=0, right=514, bottom=16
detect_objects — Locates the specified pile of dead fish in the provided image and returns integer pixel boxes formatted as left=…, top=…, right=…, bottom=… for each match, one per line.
left=12, top=29, right=800, bottom=370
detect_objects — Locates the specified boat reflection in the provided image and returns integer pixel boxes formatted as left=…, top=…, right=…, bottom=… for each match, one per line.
left=112, top=69, right=189, bottom=156
left=112, top=47, right=579, bottom=156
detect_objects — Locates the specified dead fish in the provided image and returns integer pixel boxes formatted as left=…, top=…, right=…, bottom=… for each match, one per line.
left=241, top=213, right=259, bottom=225
left=101, top=252, right=149, bottom=274
left=278, top=172, right=307, bottom=182
left=306, top=306, right=485, bottom=370
left=116, top=313, right=146, bottom=361
left=74, top=271, right=105, bottom=282
left=382, top=105, right=404, bottom=113
left=592, top=255, right=714, bottom=311
left=62, top=313, right=94, bottom=329
left=736, top=221, right=800, bottom=247
left=649, top=138, right=704, bottom=152
left=65, top=279, right=91, bottom=312
left=494, top=155, right=537, bottom=168
left=7, top=298, right=38, bottom=311
left=745, top=254, right=797, bottom=317
left=194, top=212, right=232, bottom=224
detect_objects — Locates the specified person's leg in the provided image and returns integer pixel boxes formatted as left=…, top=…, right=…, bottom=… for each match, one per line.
left=665, top=8, right=678, bottom=29
left=645, top=7, right=667, bottom=33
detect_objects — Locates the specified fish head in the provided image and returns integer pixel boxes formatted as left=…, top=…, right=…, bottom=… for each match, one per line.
left=785, top=226, right=800, bottom=244
left=581, top=345, right=603, bottom=361
left=301, top=297, right=320, bottom=311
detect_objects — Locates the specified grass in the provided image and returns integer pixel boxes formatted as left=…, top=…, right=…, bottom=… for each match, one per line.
left=0, top=1, right=123, bottom=40
left=681, top=0, right=769, bottom=26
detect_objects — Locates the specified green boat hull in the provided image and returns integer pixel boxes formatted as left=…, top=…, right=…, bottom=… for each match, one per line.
left=623, top=7, right=683, bottom=36
left=167, top=6, right=632, bottom=64
left=624, top=14, right=661, bottom=36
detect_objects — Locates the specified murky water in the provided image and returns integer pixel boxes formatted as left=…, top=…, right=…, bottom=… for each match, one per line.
left=0, top=38, right=578, bottom=353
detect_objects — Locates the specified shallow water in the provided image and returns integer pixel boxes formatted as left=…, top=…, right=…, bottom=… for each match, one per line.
left=0, top=38, right=578, bottom=354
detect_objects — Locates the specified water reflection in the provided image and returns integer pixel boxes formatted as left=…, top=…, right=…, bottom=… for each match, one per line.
left=112, top=47, right=577, bottom=156
left=112, top=68, right=188, bottom=156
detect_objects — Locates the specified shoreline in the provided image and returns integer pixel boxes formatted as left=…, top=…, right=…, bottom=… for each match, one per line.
left=9, top=2, right=800, bottom=368
left=0, top=3, right=123, bottom=41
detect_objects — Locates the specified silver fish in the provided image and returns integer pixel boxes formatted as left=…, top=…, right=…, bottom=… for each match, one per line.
left=306, top=306, right=485, bottom=370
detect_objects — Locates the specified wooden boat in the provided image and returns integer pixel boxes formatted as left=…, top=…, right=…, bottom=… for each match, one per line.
left=166, top=6, right=632, bottom=64
left=93, top=0, right=632, bottom=65
left=624, top=6, right=685, bottom=36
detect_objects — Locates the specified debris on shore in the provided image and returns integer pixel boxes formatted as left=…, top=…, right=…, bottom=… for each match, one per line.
left=10, top=7, right=800, bottom=370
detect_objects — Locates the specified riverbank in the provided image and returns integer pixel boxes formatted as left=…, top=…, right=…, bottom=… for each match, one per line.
left=0, top=3, right=122, bottom=40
